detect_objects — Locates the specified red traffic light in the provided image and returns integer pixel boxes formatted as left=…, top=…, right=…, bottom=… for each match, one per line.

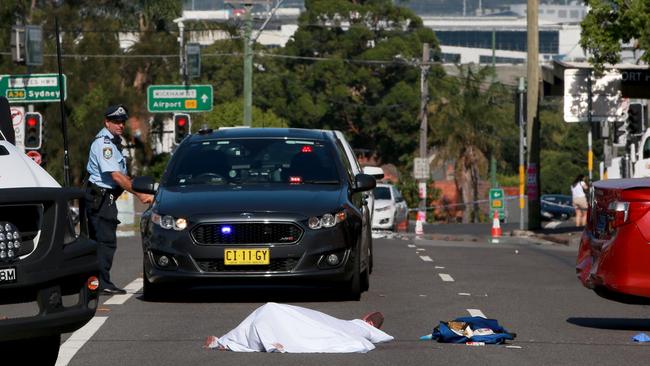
left=177, top=118, right=187, bottom=127
left=27, top=117, right=38, bottom=127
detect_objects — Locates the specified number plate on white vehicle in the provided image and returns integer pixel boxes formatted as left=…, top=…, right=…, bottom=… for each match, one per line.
left=0, top=267, right=16, bottom=283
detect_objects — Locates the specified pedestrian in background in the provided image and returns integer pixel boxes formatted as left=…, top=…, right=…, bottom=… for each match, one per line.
left=85, top=104, right=153, bottom=295
left=571, top=174, right=589, bottom=227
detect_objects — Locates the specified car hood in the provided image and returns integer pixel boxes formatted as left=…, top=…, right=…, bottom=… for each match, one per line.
left=374, top=199, right=395, bottom=207
left=154, top=184, right=344, bottom=218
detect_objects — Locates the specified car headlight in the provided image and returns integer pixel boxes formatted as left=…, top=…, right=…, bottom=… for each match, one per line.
left=151, top=212, right=188, bottom=231
left=375, top=205, right=392, bottom=212
left=308, top=211, right=347, bottom=230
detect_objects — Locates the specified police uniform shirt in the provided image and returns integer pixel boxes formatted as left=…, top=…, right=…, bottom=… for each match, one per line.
left=87, top=127, right=127, bottom=189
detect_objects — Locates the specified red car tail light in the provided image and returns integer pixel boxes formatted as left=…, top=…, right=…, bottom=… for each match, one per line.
left=608, top=201, right=629, bottom=228
left=608, top=201, right=650, bottom=228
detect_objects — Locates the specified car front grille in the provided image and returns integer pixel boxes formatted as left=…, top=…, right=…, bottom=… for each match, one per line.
left=191, top=223, right=303, bottom=245
left=196, top=258, right=299, bottom=272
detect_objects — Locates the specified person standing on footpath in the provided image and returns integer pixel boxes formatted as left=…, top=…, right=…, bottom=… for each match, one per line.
left=571, top=174, right=589, bottom=227
left=85, top=104, right=153, bottom=295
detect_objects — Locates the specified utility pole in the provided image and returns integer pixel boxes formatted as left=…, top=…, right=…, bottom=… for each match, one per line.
left=587, top=71, right=594, bottom=184
left=518, top=77, right=526, bottom=231
left=243, top=3, right=253, bottom=126
left=418, top=43, right=430, bottom=228
left=526, top=0, right=541, bottom=230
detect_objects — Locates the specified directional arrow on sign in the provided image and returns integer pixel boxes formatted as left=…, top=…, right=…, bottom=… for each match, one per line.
left=201, top=94, right=208, bottom=103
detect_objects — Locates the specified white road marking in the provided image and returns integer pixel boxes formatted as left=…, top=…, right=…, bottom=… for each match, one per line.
left=458, top=292, right=471, bottom=296
left=56, top=316, right=108, bottom=366
left=467, top=309, right=486, bottom=318
left=434, top=266, right=445, bottom=269
left=103, top=278, right=143, bottom=305
left=544, top=221, right=562, bottom=229
left=439, top=273, right=454, bottom=282
left=416, top=248, right=425, bottom=251
left=419, top=255, right=433, bottom=262
left=408, top=244, right=416, bottom=248
left=116, top=230, right=135, bottom=238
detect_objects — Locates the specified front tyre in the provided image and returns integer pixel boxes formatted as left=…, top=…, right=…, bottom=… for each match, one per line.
left=0, top=334, right=61, bottom=365
left=143, top=262, right=165, bottom=301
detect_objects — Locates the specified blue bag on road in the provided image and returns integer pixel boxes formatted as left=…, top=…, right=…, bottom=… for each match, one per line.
left=429, top=316, right=516, bottom=344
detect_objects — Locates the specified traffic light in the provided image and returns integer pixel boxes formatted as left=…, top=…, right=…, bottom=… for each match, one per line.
left=24, top=112, right=42, bottom=150
left=173, top=113, right=191, bottom=144
left=628, top=103, right=646, bottom=135
left=10, top=26, right=25, bottom=64
left=186, top=43, right=201, bottom=78
left=25, top=25, right=43, bottom=66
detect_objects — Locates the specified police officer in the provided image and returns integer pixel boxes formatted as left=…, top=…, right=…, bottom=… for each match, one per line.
left=86, top=104, right=153, bottom=295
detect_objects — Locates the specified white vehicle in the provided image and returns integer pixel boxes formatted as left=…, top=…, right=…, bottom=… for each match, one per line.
left=0, top=106, right=99, bottom=364
left=372, top=183, right=408, bottom=231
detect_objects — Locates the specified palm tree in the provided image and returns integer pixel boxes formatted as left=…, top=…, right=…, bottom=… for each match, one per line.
left=429, top=65, right=511, bottom=223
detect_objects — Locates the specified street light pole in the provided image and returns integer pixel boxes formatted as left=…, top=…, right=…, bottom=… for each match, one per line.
left=418, top=43, right=430, bottom=225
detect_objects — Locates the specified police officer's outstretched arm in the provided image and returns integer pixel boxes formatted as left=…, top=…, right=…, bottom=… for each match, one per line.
left=111, top=171, right=153, bottom=204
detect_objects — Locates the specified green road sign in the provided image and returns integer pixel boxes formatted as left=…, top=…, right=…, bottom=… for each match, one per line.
left=147, top=85, right=213, bottom=113
left=0, top=73, right=66, bottom=103
left=489, top=188, right=506, bottom=220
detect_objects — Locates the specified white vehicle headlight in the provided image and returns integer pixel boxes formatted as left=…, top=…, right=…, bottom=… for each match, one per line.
left=151, top=212, right=188, bottom=231
left=308, top=211, right=347, bottom=230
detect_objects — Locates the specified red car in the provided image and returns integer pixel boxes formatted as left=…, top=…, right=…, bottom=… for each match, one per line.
left=577, top=178, right=650, bottom=304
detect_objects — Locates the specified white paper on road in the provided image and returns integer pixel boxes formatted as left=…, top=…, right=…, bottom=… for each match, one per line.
left=210, top=302, right=394, bottom=353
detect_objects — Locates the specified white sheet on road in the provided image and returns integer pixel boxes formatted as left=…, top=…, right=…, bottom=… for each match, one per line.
left=209, top=302, right=394, bottom=353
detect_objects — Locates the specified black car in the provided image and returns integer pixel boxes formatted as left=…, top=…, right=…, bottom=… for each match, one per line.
left=134, top=128, right=376, bottom=300
left=540, top=194, right=575, bottom=220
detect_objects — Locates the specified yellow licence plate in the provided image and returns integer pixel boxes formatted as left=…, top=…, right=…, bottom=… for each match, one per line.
left=224, top=248, right=270, bottom=265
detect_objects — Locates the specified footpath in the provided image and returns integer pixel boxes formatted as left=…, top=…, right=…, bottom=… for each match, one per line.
left=400, top=221, right=583, bottom=248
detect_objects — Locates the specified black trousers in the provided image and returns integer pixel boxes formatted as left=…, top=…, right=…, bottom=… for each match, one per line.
left=85, top=187, right=121, bottom=290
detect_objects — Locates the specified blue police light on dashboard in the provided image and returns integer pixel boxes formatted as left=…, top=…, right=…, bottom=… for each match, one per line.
left=221, top=226, right=232, bottom=234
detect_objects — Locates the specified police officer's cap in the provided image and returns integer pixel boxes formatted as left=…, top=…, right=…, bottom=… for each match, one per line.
left=104, top=104, right=129, bottom=121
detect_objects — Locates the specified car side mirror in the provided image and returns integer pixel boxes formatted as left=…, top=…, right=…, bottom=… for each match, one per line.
left=353, top=173, right=376, bottom=193
left=362, top=166, right=384, bottom=180
left=132, top=176, right=157, bottom=194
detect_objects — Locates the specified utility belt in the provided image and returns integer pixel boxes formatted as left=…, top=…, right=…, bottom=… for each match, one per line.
left=86, top=183, right=124, bottom=210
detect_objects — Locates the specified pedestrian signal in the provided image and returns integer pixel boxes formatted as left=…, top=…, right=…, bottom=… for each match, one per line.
left=174, top=113, right=191, bottom=144
left=186, top=43, right=201, bottom=78
left=24, top=112, right=42, bottom=150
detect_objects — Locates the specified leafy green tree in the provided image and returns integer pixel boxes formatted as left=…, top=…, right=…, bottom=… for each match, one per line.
left=270, top=0, right=439, bottom=166
left=581, top=0, right=650, bottom=71
left=194, top=100, right=288, bottom=129
left=429, top=65, right=513, bottom=223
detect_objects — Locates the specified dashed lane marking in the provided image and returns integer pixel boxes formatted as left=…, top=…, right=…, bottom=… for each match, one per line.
left=458, top=293, right=471, bottom=296
left=467, top=309, right=486, bottom=318
left=55, top=316, right=108, bottom=366
left=103, top=278, right=143, bottom=305
left=419, top=255, right=433, bottom=262
left=408, top=244, right=416, bottom=248
left=439, top=273, right=454, bottom=282
left=434, top=266, right=445, bottom=269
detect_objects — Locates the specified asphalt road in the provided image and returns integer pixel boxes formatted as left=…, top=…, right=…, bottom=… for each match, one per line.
left=57, top=232, right=650, bottom=365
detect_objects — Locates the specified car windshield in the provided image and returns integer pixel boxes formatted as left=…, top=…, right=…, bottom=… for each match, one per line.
left=373, top=187, right=391, bottom=200
left=163, top=138, right=340, bottom=187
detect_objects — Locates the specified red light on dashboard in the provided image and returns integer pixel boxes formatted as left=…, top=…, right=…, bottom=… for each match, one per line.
left=289, top=176, right=302, bottom=183
left=301, top=146, right=313, bottom=153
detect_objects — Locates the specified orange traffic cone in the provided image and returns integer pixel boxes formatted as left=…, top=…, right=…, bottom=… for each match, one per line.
left=491, top=210, right=502, bottom=243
